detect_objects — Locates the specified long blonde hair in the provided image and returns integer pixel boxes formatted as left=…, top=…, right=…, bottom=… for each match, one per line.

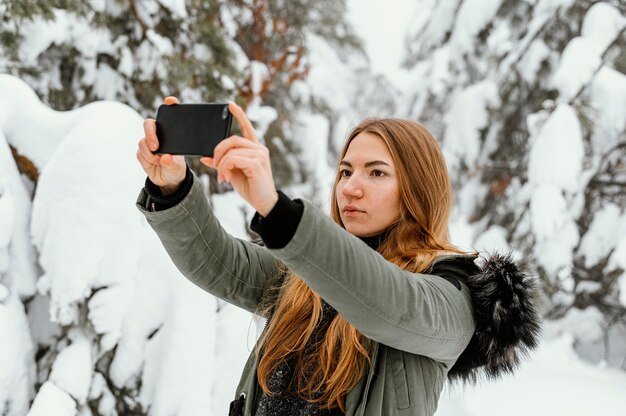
left=257, top=118, right=465, bottom=411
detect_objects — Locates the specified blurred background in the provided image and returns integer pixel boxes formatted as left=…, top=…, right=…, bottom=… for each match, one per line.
left=1, top=0, right=625, bottom=415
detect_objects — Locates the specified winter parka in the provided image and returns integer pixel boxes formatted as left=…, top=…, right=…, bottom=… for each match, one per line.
left=136, top=175, right=541, bottom=416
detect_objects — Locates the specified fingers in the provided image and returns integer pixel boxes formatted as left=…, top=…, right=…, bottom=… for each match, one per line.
left=213, top=135, right=265, bottom=169
left=143, top=119, right=159, bottom=151
left=199, top=157, right=214, bottom=167
left=136, top=148, right=155, bottom=172
left=143, top=96, right=178, bottom=151
left=228, top=101, right=259, bottom=143
left=138, top=138, right=159, bottom=165
left=217, top=151, right=263, bottom=182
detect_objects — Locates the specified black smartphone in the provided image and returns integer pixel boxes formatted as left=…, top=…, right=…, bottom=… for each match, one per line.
left=155, top=103, right=233, bottom=157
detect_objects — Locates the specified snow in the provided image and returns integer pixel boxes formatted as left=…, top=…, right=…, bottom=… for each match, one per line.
left=473, top=225, right=511, bottom=254
left=347, top=0, right=415, bottom=89
left=449, top=0, right=502, bottom=61
left=589, top=67, right=626, bottom=154
left=158, top=0, right=188, bottom=18
left=249, top=61, right=270, bottom=97
left=543, top=307, right=604, bottom=344
left=1, top=0, right=626, bottom=412
left=0, top=75, right=86, bottom=169
left=49, top=330, right=93, bottom=404
left=146, top=29, right=174, bottom=55
left=581, top=2, right=626, bottom=53
left=107, top=232, right=171, bottom=388
left=0, top=74, right=262, bottom=415
left=246, top=102, right=278, bottom=139
left=18, top=9, right=114, bottom=67
left=138, top=280, right=217, bottom=416
left=405, top=0, right=461, bottom=58
left=518, top=39, right=551, bottom=84
left=27, top=381, right=76, bottom=416
left=551, top=37, right=602, bottom=101
left=578, top=203, right=626, bottom=268
left=442, top=80, right=499, bottom=171
left=0, top=97, right=42, bottom=300
left=92, top=64, right=126, bottom=101
left=136, top=40, right=164, bottom=81
left=0, top=184, right=13, bottom=269
left=530, top=186, right=579, bottom=277
left=305, top=34, right=358, bottom=113
left=293, top=111, right=337, bottom=203
left=528, top=103, right=583, bottom=193
left=436, top=334, right=626, bottom=416
left=529, top=184, right=568, bottom=241
left=486, top=18, right=514, bottom=58
left=428, top=47, right=452, bottom=97
left=0, top=292, right=34, bottom=416
left=552, top=2, right=626, bottom=101
left=611, top=236, right=626, bottom=306
left=498, top=0, right=576, bottom=78
left=29, top=100, right=145, bottom=326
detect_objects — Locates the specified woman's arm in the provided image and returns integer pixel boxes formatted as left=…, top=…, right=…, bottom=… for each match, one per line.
left=259, top=199, right=475, bottom=366
left=136, top=172, right=279, bottom=314
left=190, top=102, right=473, bottom=364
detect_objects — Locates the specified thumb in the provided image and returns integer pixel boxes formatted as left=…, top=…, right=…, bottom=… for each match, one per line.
left=164, top=96, right=179, bottom=105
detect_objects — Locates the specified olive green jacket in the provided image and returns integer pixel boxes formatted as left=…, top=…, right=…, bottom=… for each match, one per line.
left=136, top=176, right=476, bottom=416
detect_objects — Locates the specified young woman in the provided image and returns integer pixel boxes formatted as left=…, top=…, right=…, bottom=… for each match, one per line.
left=136, top=98, right=540, bottom=416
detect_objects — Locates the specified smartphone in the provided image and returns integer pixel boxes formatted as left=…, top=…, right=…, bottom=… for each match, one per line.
left=155, top=103, right=233, bottom=157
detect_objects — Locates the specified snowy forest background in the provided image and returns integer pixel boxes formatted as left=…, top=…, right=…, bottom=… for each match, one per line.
left=1, top=0, right=626, bottom=415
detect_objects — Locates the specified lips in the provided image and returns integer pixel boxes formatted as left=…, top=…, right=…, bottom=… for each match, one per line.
left=342, top=205, right=365, bottom=216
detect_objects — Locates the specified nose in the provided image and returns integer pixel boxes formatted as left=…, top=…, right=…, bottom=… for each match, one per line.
left=341, top=175, right=363, bottom=198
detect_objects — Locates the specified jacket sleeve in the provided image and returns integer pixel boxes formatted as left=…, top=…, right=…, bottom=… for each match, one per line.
left=264, top=199, right=475, bottom=366
left=136, top=174, right=279, bottom=314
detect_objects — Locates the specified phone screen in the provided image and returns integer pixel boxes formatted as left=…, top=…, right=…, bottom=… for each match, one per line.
left=155, top=103, right=233, bottom=157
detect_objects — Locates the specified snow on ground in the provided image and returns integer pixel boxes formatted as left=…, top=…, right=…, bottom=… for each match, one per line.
left=436, top=334, right=626, bottom=416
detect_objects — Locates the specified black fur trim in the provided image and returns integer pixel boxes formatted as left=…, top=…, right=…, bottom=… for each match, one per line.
left=447, top=253, right=542, bottom=383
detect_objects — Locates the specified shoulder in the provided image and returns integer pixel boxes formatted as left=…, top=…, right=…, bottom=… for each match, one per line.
left=424, top=254, right=480, bottom=291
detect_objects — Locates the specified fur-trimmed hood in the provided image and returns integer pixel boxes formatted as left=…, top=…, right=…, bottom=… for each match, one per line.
left=428, top=253, right=542, bottom=383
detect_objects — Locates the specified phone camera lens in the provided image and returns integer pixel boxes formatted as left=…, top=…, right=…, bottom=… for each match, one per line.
left=222, top=106, right=228, bottom=119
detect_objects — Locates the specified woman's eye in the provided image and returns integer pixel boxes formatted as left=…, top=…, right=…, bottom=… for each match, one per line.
left=340, top=170, right=352, bottom=177
left=372, top=170, right=386, bottom=177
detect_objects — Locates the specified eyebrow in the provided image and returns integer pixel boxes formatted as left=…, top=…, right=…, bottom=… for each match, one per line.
left=340, top=160, right=391, bottom=168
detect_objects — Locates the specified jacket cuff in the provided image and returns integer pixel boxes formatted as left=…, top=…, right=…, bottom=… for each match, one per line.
left=250, top=191, right=303, bottom=249
left=144, top=165, right=193, bottom=211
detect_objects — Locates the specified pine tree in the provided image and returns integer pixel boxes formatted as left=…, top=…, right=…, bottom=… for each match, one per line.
left=403, top=0, right=626, bottom=365
left=0, top=0, right=239, bottom=113
left=1, top=0, right=366, bottom=192
left=1, top=1, right=369, bottom=414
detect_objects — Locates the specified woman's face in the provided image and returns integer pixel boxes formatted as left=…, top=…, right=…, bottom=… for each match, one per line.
left=335, top=132, right=402, bottom=237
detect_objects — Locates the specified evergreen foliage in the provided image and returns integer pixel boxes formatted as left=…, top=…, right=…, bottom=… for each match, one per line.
left=0, top=2, right=364, bottom=414
left=403, top=0, right=626, bottom=365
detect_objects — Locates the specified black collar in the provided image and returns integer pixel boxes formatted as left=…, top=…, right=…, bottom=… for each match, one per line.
left=358, top=229, right=390, bottom=250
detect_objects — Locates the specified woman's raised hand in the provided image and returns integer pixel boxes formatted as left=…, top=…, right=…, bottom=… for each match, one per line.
left=201, top=101, right=279, bottom=216
left=137, top=96, right=187, bottom=195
